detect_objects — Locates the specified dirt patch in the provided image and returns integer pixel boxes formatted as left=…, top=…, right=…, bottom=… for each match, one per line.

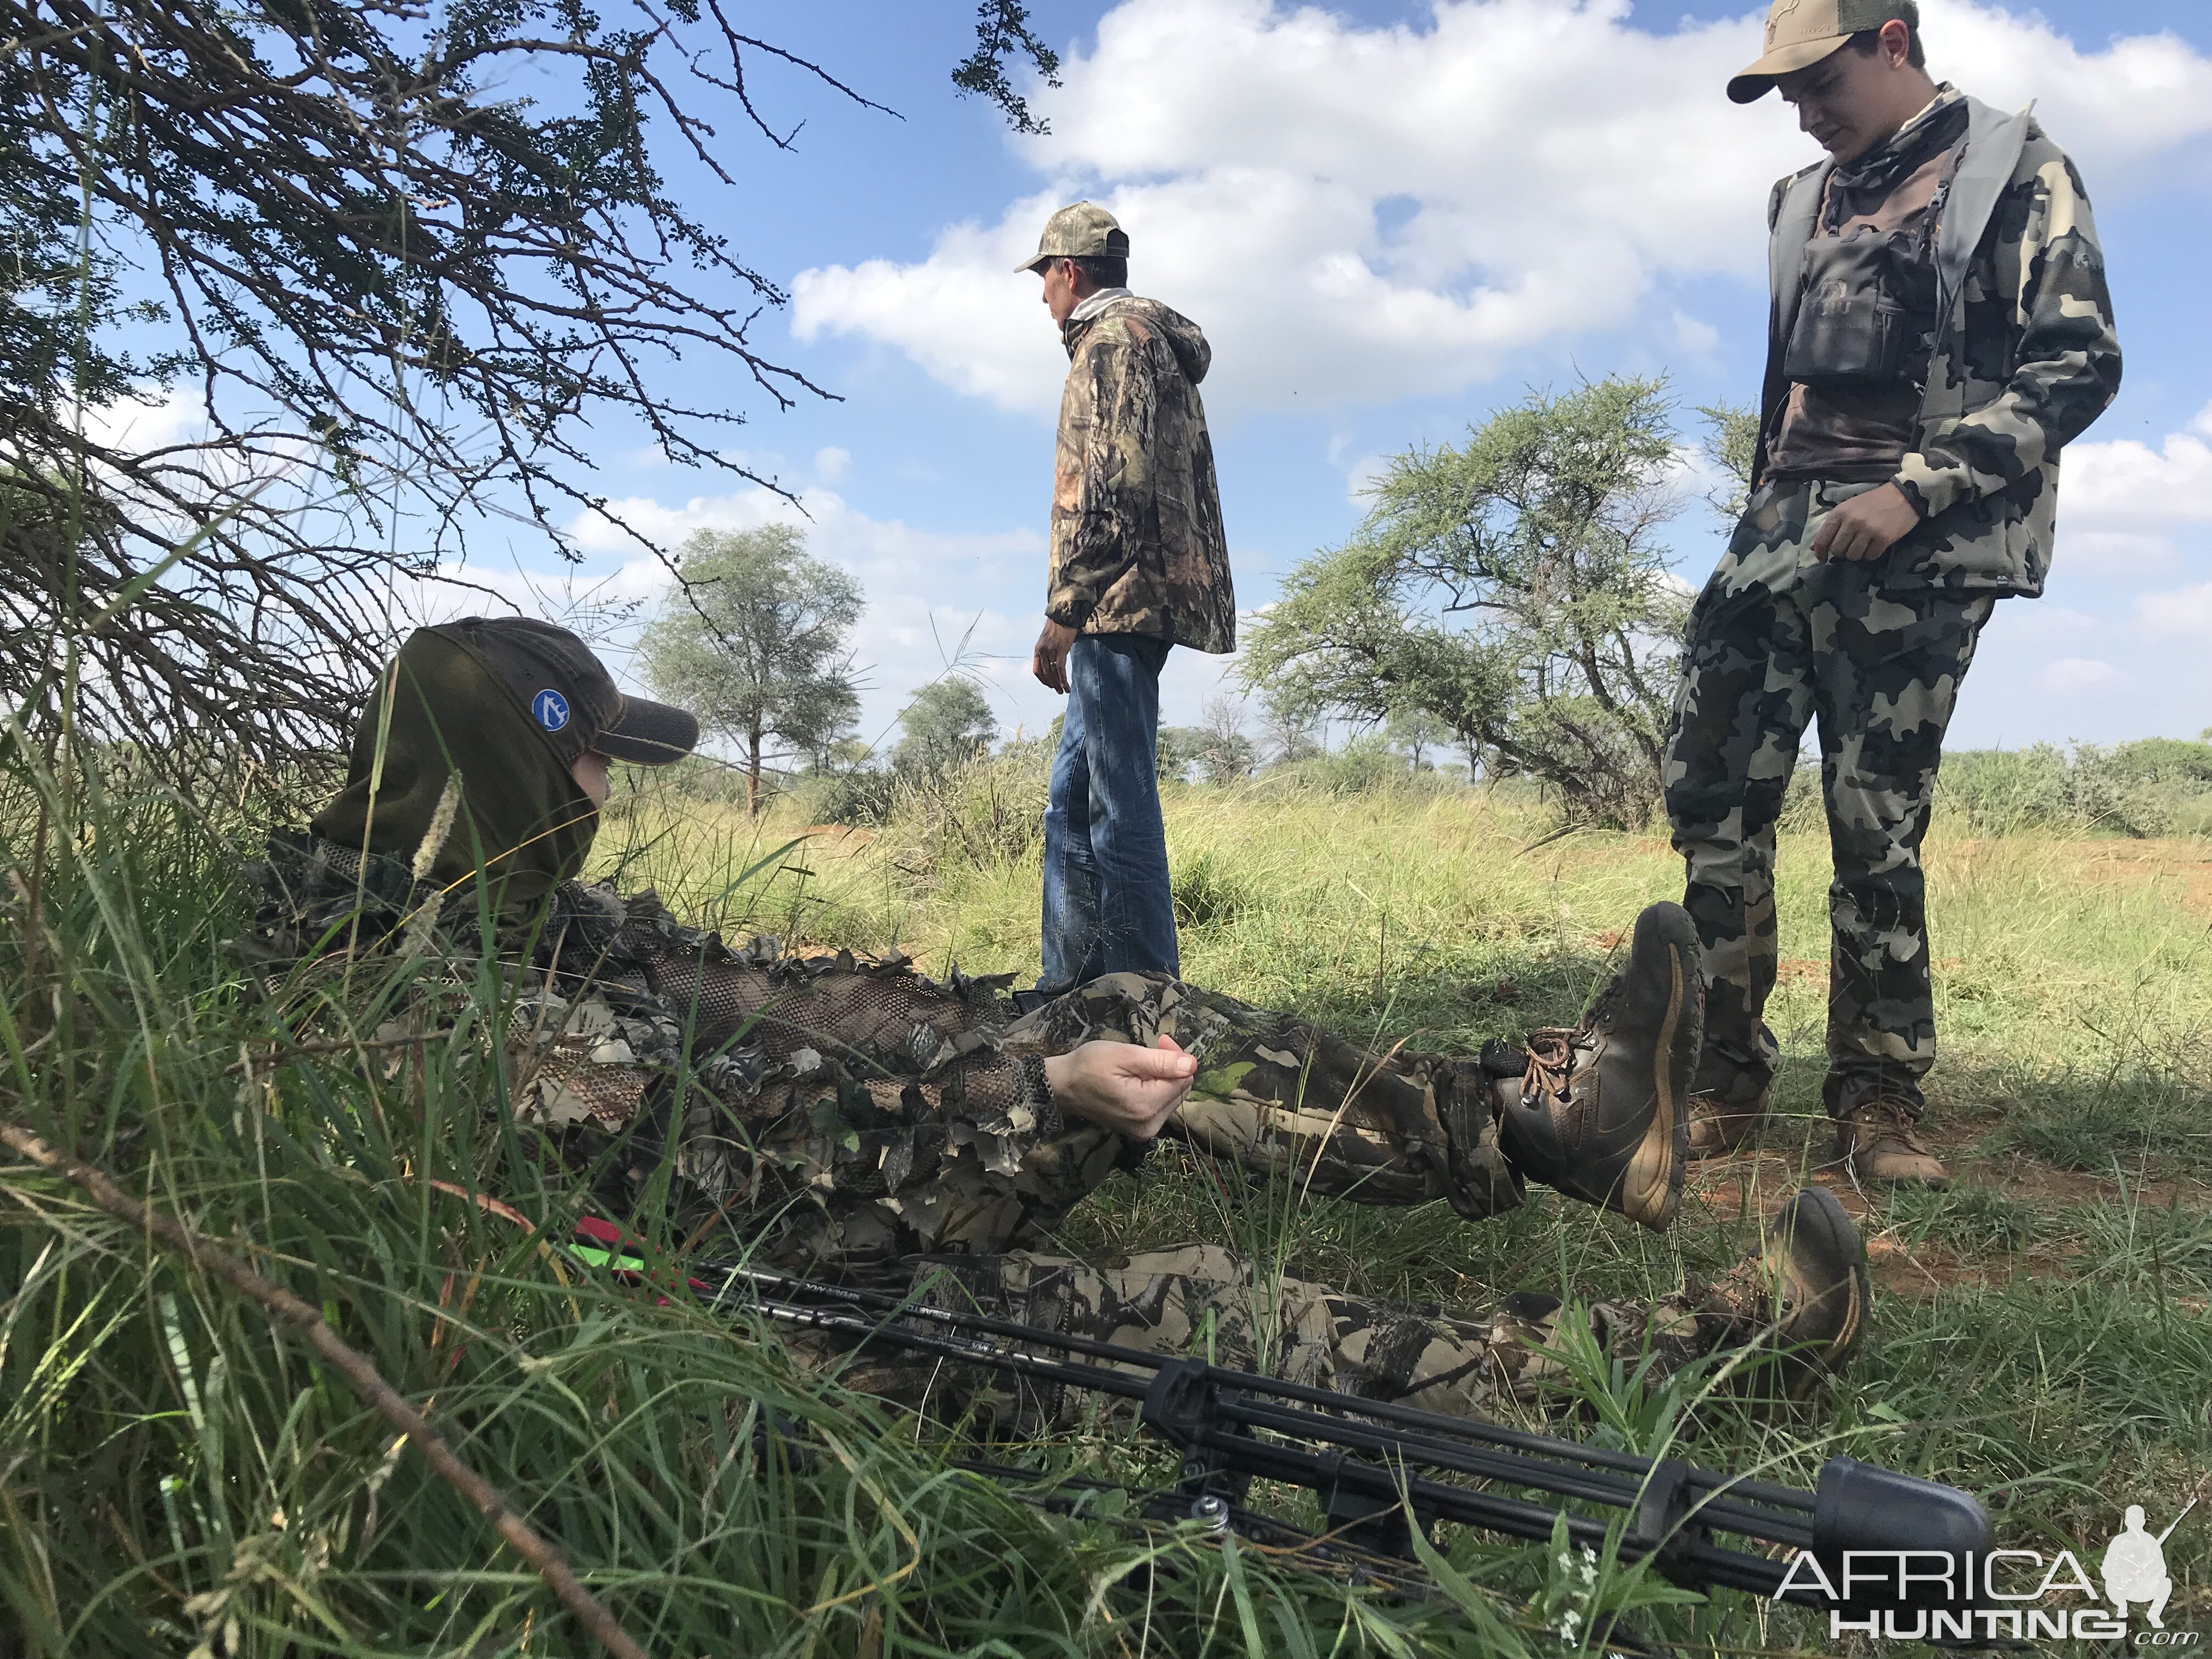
left=1685, top=1125, right=2212, bottom=1302
left=2068, top=839, right=2212, bottom=915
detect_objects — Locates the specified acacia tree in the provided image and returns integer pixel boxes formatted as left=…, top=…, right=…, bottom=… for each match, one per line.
left=1240, top=377, right=1689, bottom=827
left=891, top=679, right=998, bottom=777
left=1385, top=707, right=1451, bottom=771
left=0, top=0, right=1054, bottom=779
left=1260, top=699, right=1323, bottom=768
left=639, top=527, right=862, bottom=816
left=1191, top=693, right=1259, bottom=783
left=1696, top=401, right=1762, bottom=529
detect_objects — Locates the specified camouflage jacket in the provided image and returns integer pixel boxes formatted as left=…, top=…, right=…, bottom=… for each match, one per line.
left=1756, top=87, right=2122, bottom=596
left=243, top=831, right=1138, bottom=1274
left=1049, top=296, right=1236, bottom=652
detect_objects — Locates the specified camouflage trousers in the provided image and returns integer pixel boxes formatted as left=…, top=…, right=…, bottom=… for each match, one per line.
left=1003, top=969, right=1522, bottom=1222
left=827, top=979, right=1738, bottom=1427
left=837, top=1245, right=1720, bottom=1428
left=1663, top=480, right=1993, bottom=1115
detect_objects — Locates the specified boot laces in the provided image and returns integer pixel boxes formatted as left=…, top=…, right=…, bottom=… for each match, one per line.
left=1520, top=1030, right=1584, bottom=1103
left=1847, top=1094, right=1933, bottom=1153
left=1699, top=1256, right=1777, bottom=1327
left=1520, top=975, right=1617, bottom=1103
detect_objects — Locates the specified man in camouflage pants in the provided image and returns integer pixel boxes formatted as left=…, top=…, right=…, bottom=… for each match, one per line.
left=1673, top=1, right=2122, bottom=1186
left=254, top=618, right=1871, bottom=1433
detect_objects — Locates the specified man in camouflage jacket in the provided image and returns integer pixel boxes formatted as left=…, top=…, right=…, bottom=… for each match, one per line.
left=1670, top=0, right=2122, bottom=1187
left=1023, top=202, right=1235, bottom=996
left=251, top=619, right=1872, bottom=1427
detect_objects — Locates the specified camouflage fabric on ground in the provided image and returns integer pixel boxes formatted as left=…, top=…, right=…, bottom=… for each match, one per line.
left=245, top=837, right=1519, bottom=1277
left=247, top=834, right=1812, bottom=1426
left=1663, top=480, right=1993, bottom=1114
left=1049, top=296, right=1235, bottom=651
left=1005, top=970, right=1522, bottom=1220
left=831, top=1245, right=1716, bottom=1430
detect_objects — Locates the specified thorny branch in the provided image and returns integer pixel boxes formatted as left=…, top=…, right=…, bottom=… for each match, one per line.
left=0, top=0, right=1059, bottom=790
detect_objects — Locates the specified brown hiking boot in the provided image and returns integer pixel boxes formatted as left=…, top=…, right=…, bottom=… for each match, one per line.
left=1686, top=1057, right=1771, bottom=1160
left=1703, top=1187, right=1871, bottom=1400
left=1835, top=1096, right=1949, bottom=1189
left=1493, top=902, right=1701, bottom=1232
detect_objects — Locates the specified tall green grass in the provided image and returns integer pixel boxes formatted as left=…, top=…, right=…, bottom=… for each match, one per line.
left=0, top=758, right=1587, bottom=1657
left=7, top=749, right=2209, bottom=1654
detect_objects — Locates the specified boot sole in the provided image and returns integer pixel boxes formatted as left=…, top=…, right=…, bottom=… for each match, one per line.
left=1831, top=1130, right=1952, bottom=1190
left=1617, top=904, right=1699, bottom=1229
left=1840, top=1153, right=1951, bottom=1190
left=1771, top=1187, right=1870, bottom=1392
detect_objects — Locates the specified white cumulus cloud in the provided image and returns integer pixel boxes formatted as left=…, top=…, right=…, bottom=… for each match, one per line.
left=566, top=484, right=1040, bottom=575
left=560, top=483, right=1062, bottom=738
left=2041, top=656, right=2124, bottom=692
left=2066, top=401, right=2212, bottom=524
left=2132, top=581, right=2212, bottom=640
left=2056, top=400, right=2212, bottom=571
left=792, top=0, right=2212, bottom=420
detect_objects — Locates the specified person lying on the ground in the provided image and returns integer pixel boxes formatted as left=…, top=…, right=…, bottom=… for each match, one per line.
left=246, top=617, right=1873, bottom=1414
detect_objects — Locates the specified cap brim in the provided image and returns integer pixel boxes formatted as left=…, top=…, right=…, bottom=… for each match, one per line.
left=1726, top=34, right=1849, bottom=103
left=1016, top=251, right=1056, bottom=274
left=595, top=695, right=700, bottom=766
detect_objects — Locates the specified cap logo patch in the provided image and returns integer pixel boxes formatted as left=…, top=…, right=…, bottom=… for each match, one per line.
left=532, top=689, right=571, bottom=732
left=1767, top=0, right=1802, bottom=46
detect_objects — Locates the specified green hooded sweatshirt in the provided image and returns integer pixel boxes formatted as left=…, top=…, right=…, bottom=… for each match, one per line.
left=311, top=625, right=599, bottom=913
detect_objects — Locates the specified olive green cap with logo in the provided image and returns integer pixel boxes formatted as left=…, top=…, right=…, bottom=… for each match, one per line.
left=1728, top=0, right=1909, bottom=104
left=1015, top=201, right=1131, bottom=273
left=311, top=618, right=700, bottom=910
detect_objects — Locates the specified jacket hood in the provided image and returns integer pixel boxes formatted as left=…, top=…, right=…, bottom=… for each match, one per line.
left=1067, top=295, right=1212, bottom=383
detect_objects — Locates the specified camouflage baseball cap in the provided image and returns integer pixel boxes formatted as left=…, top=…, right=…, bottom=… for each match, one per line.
left=1016, top=201, right=1130, bottom=273
left=1727, top=0, right=1908, bottom=104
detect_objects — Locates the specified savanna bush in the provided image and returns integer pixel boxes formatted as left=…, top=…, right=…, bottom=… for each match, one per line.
left=1938, top=741, right=2212, bottom=838
left=1765, top=740, right=2212, bottom=840
left=870, top=739, right=1055, bottom=885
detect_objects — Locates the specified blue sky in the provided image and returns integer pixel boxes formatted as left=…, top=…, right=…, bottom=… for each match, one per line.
left=424, top=0, right=2212, bottom=757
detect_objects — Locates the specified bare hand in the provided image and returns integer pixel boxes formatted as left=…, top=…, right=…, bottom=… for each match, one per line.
left=1042, top=1035, right=1197, bottom=1140
left=1809, top=482, right=1920, bottom=563
left=1032, top=618, right=1077, bottom=693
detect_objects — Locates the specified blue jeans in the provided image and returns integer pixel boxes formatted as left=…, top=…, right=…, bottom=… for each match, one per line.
left=1039, top=634, right=1179, bottom=992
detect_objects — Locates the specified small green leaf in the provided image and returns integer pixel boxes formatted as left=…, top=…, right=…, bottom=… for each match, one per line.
left=1192, top=1061, right=1256, bottom=1101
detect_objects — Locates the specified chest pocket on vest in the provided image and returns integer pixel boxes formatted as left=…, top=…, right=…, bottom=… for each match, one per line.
left=1784, top=233, right=1911, bottom=388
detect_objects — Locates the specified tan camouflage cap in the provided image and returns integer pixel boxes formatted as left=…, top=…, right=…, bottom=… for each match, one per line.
left=1016, top=201, right=1130, bottom=273
left=1727, top=0, right=1905, bottom=104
